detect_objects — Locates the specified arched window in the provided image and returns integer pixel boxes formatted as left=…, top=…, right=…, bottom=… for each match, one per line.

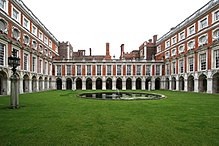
left=213, top=29, right=219, bottom=40
left=12, top=27, right=20, bottom=40
left=188, top=40, right=195, bottom=50
left=199, top=34, right=208, bottom=46
left=32, top=40, right=37, bottom=49
left=23, top=35, right=30, bottom=45
left=0, top=19, right=7, bottom=33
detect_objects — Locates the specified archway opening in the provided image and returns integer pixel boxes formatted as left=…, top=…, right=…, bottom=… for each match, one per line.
left=179, top=76, right=184, bottom=91
left=86, top=78, right=92, bottom=90
left=32, top=76, right=37, bottom=92
left=126, top=78, right=132, bottom=90
left=49, top=78, right=52, bottom=89
left=76, top=78, right=82, bottom=90
left=39, top=76, right=43, bottom=91
left=23, top=74, right=29, bottom=92
left=172, top=77, right=176, bottom=90
left=56, top=78, right=62, bottom=90
left=44, top=77, right=48, bottom=90
left=213, top=73, right=219, bottom=93
left=0, top=71, right=7, bottom=95
left=136, top=78, right=142, bottom=90
left=66, top=78, right=72, bottom=90
left=165, top=78, right=169, bottom=90
left=116, top=78, right=122, bottom=90
left=198, top=74, right=207, bottom=92
left=96, top=78, right=102, bottom=90
left=188, top=75, right=194, bottom=91
left=155, top=78, right=160, bottom=90
left=106, top=78, right=112, bottom=90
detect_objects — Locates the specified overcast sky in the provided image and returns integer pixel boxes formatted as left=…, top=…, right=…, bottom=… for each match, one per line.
left=23, top=0, right=208, bottom=58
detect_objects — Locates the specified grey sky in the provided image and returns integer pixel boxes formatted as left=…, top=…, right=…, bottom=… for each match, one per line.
left=23, top=0, right=208, bottom=58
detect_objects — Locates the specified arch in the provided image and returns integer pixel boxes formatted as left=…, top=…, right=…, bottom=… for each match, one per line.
left=198, top=74, right=207, bottom=92
left=96, top=78, right=102, bottom=90
left=165, top=78, right=170, bottom=90
left=0, top=70, right=8, bottom=95
left=76, top=78, right=82, bottom=90
left=116, top=78, right=122, bottom=90
left=0, top=19, right=7, bottom=32
left=126, top=78, right=132, bottom=90
left=32, top=76, right=37, bottom=92
left=145, top=77, right=151, bottom=90
left=155, top=77, right=161, bottom=90
left=213, top=73, right=219, bottom=93
left=171, top=77, right=176, bottom=90
left=39, top=76, right=43, bottom=91
left=179, top=76, right=184, bottom=91
left=106, top=78, right=112, bottom=90
left=23, top=74, right=29, bottom=93
left=44, top=77, right=48, bottom=90
left=136, top=78, right=142, bottom=90
left=56, top=78, right=62, bottom=90
left=49, top=78, right=52, bottom=89
left=66, top=78, right=72, bottom=90
left=86, top=78, right=92, bottom=90
left=187, top=75, right=194, bottom=91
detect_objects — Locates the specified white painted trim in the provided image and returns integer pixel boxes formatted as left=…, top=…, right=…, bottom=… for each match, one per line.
left=187, top=23, right=195, bottom=36
left=0, top=39, right=8, bottom=67
left=198, top=16, right=208, bottom=31
left=212, top=7, right=219, bottom=24
left=11, top=4, right=21, bottom=24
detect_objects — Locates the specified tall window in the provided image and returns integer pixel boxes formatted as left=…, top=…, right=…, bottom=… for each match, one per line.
left=39, top=60, right=42, bottom=73
left=44, top=61, right=47, bottom=74
left=172, top=48, right=176, bottom=56
left=146, top=65, right=150, bottom=76
left=156, top=65, right=160, bottom=76
left=0, top=43, right=5, bottom=66
left=200, top=18, right=207, bottom=30
left=166, top=64, right=170, bottom=75
left=172, top=62, right=176, bottom=74
left=32, top=25, right=37, bottom=36
left=137, top=65, right=141, bottom=75
left=199, top=35, right=208, bottom=46
left=67, top=65, right=71, bottom=75
left=12, top=8, right=20, bottom=22
left=188, top=25, right=195, bottom=35
left=214, top=50, right=219, bottom=68
left=188, top=40, right=195, bottom=50
left=12, top=48, right=19, bottom=57
left=57, top=65, right=61, bottom=76
left=188, top=57, right=194, bottom=72
left=213, top=29, right=219, bottom=40
left=97, top=65, right=101, bottom=75
left=0, top=0, right=7, bottom=11
left=77, top=65, right=81, bottom=76
left=179, top=31, right=185, bottom=41
left=126, top=65, right=131, bottom=75
left=214, top=10, right=219, bottom=22
left=107, top=65, right=111, bottom=75
left=200, top=53, right=206, bottom=70
left=87, top=65, right=91, bottom=75
left=44, top=36, right=48, bottom=45
left=172, top=37, right=176, bottom=45
left=178, top=45, right=184, bottom=54
left=165, top=40, right=170, bottom=48
left=179, top=60, right=184, bottom=73
left=23, top=17, right=29, bottom=30
left=23, top=53, right=28, bottom=71
left=32, top=56, right=36, bottom=72
left=116, top=65, right=121, bottom=75
left=32, top=40, right=37, bottom=49
left=39, top=31, right=43, bottom=40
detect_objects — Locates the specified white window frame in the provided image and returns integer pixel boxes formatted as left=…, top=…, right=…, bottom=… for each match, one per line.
left=146, top=65, right=151, bottom=76
left=212, top=48, right=219, bottom=69
left=49, top=63, right=52, bottom=75
left=44, top=60, right=48, bottom=75
left=198, top=16, right=208, bottom=31
left=23, top=34, right=30, bottom=45
left=86, top=65, right=92, bottom=76
left=136, top=65, right=141, bottom=76
left=23, top=51, right=29, bottom=71
left=172, top=61, right=176, bottom=75
left=44, top=36, right=48, bottom=45
left=32, top=24, right=37, bottom=36
left=187, top=55, right=194, bottom=72
left=178, top=44, right=185, bottom=54
left=171, top=48, right=176, bottom=56
left=0, top=18, right=8, bottom=34
left=12, top=27, right=20, bottom=41
left=32, top=55, right=37, bottom=73
left=96, top=65, right=102, bottom=76
left=165, top=51, right=170, bottom=59
left=155, top=65, right=161, bottom=76
left=107, top=65, right=112, bottom=76
left=12, top=5, right=21, bottom=23
left=212, top=8, right=219, bottom=23
left=49, top=40, right=52, bottom=48
left=0, top=0, right=8, bottom=13
left=126, top=65, right=131, bottom=76
left=178, top=30, right=185, bottom=41
left=23, top=15, right=30, bottom=30
left=198, top=34, right=208, bottom=46
left=165, top=40, right=170, bottom=49
left=76, top=65, right=82, bottom=76
left=39, top=31, right=43, bottom=41
left=0, top=40, right=8, bottom=67
left=32, top=40, right=37, bottom=50
left=188, top=39, right=195, bottom=50
left=198, top=50, right=207, bottom=71
left=212, top=28, right=219, bottom=41
left=171, top=35, right=177, bottom=45
left=56, top=65, right=62, bottom=76
left=178, top=59, right=184, bottom=74
left=157, top=45, right=161, bottom=53
left=187, top=24, right=195, bottom=36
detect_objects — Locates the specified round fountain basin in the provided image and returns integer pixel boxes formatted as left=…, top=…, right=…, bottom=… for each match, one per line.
left=79, top=92, right=165, bottom=100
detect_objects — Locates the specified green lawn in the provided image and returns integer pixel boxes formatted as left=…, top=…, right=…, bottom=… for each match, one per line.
left=0, top=90, right=219, bottom=146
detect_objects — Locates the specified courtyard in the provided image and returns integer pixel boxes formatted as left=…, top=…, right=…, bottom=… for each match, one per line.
left=0, top=90, right=219, bottom=145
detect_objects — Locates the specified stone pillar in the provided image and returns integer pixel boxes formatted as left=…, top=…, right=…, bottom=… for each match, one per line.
left=194, top=73, right=198, bottom=92
left=7, top=79, right=11, bottom=95
left=132, top=77, right=136, bottom=90
left=169, top=79, right=172, bottom=90
left=72, top=81, right=76, bottom=91
left=122, top=77, right=126, bottom=90
left=151, top=77, right=155, bottom=90
left=148, top=81, right=151, bottom=91
left=29, top=79, right=32, bottom=93
left=19, top=77, right=23, bottom=94
left=142, top=78, right=145, bottom=90
left=112, top=77, right=116, bottom=90
left=175, top=75, right=179, bottom=91
left=92, top=77, right=96, bottom=90
left=207, top=77, right=213, bottom=93
left=10, top=75, right=19, bottom=108
left=36, top=79, right=39, bottom=91
left=160, top=77, right=165, bottom=89
left=47, top=80, right=49, bottom=90
left=102, top=77, right=106, bottom=90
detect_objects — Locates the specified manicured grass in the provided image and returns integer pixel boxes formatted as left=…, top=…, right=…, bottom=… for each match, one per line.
left=0, top=90, right=219, bottom=146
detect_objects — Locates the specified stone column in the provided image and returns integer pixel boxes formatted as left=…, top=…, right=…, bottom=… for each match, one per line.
left=207, top=77, right=213, bottom=93
left=169, top=79, right=172, bottom=90
left=132, top=77, right=136, bottom=90
left=122, top=77, right=126, bottom=90
left=7, top=79, right=11, bottom=95
left=36, top=79, right=39, bottom=91
left=148, top=81, right=151, bottom=91
left=175, top=75, right=179, bottom=91
left=10, top=75, right=19, bottom=108
left=112, top=77, right=116, bottom=90
left=142, top=78, right=145, bottom=90
left=151, top=77, right=155, bottom=90
left=19, top=77, right=23, bottom=94
left=102, top=77, right=106, bottom=90
left=160, top=77, right=165, bottom=90
left=92, top=77, right=96, bottom=90
left=194, top=73, right=198, bottom=92
left=29, top=79, right=32, bottom=93
left=72, top=81, right=76, bottom=91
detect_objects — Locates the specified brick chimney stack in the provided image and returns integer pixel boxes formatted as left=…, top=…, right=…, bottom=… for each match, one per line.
left=89, top=48, right=92, bottom=56
left=105, top=42, right=111, bottom=60
left=153, top=35, right=157, bottom=44
left=120, top=44, right=124, bottom=59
